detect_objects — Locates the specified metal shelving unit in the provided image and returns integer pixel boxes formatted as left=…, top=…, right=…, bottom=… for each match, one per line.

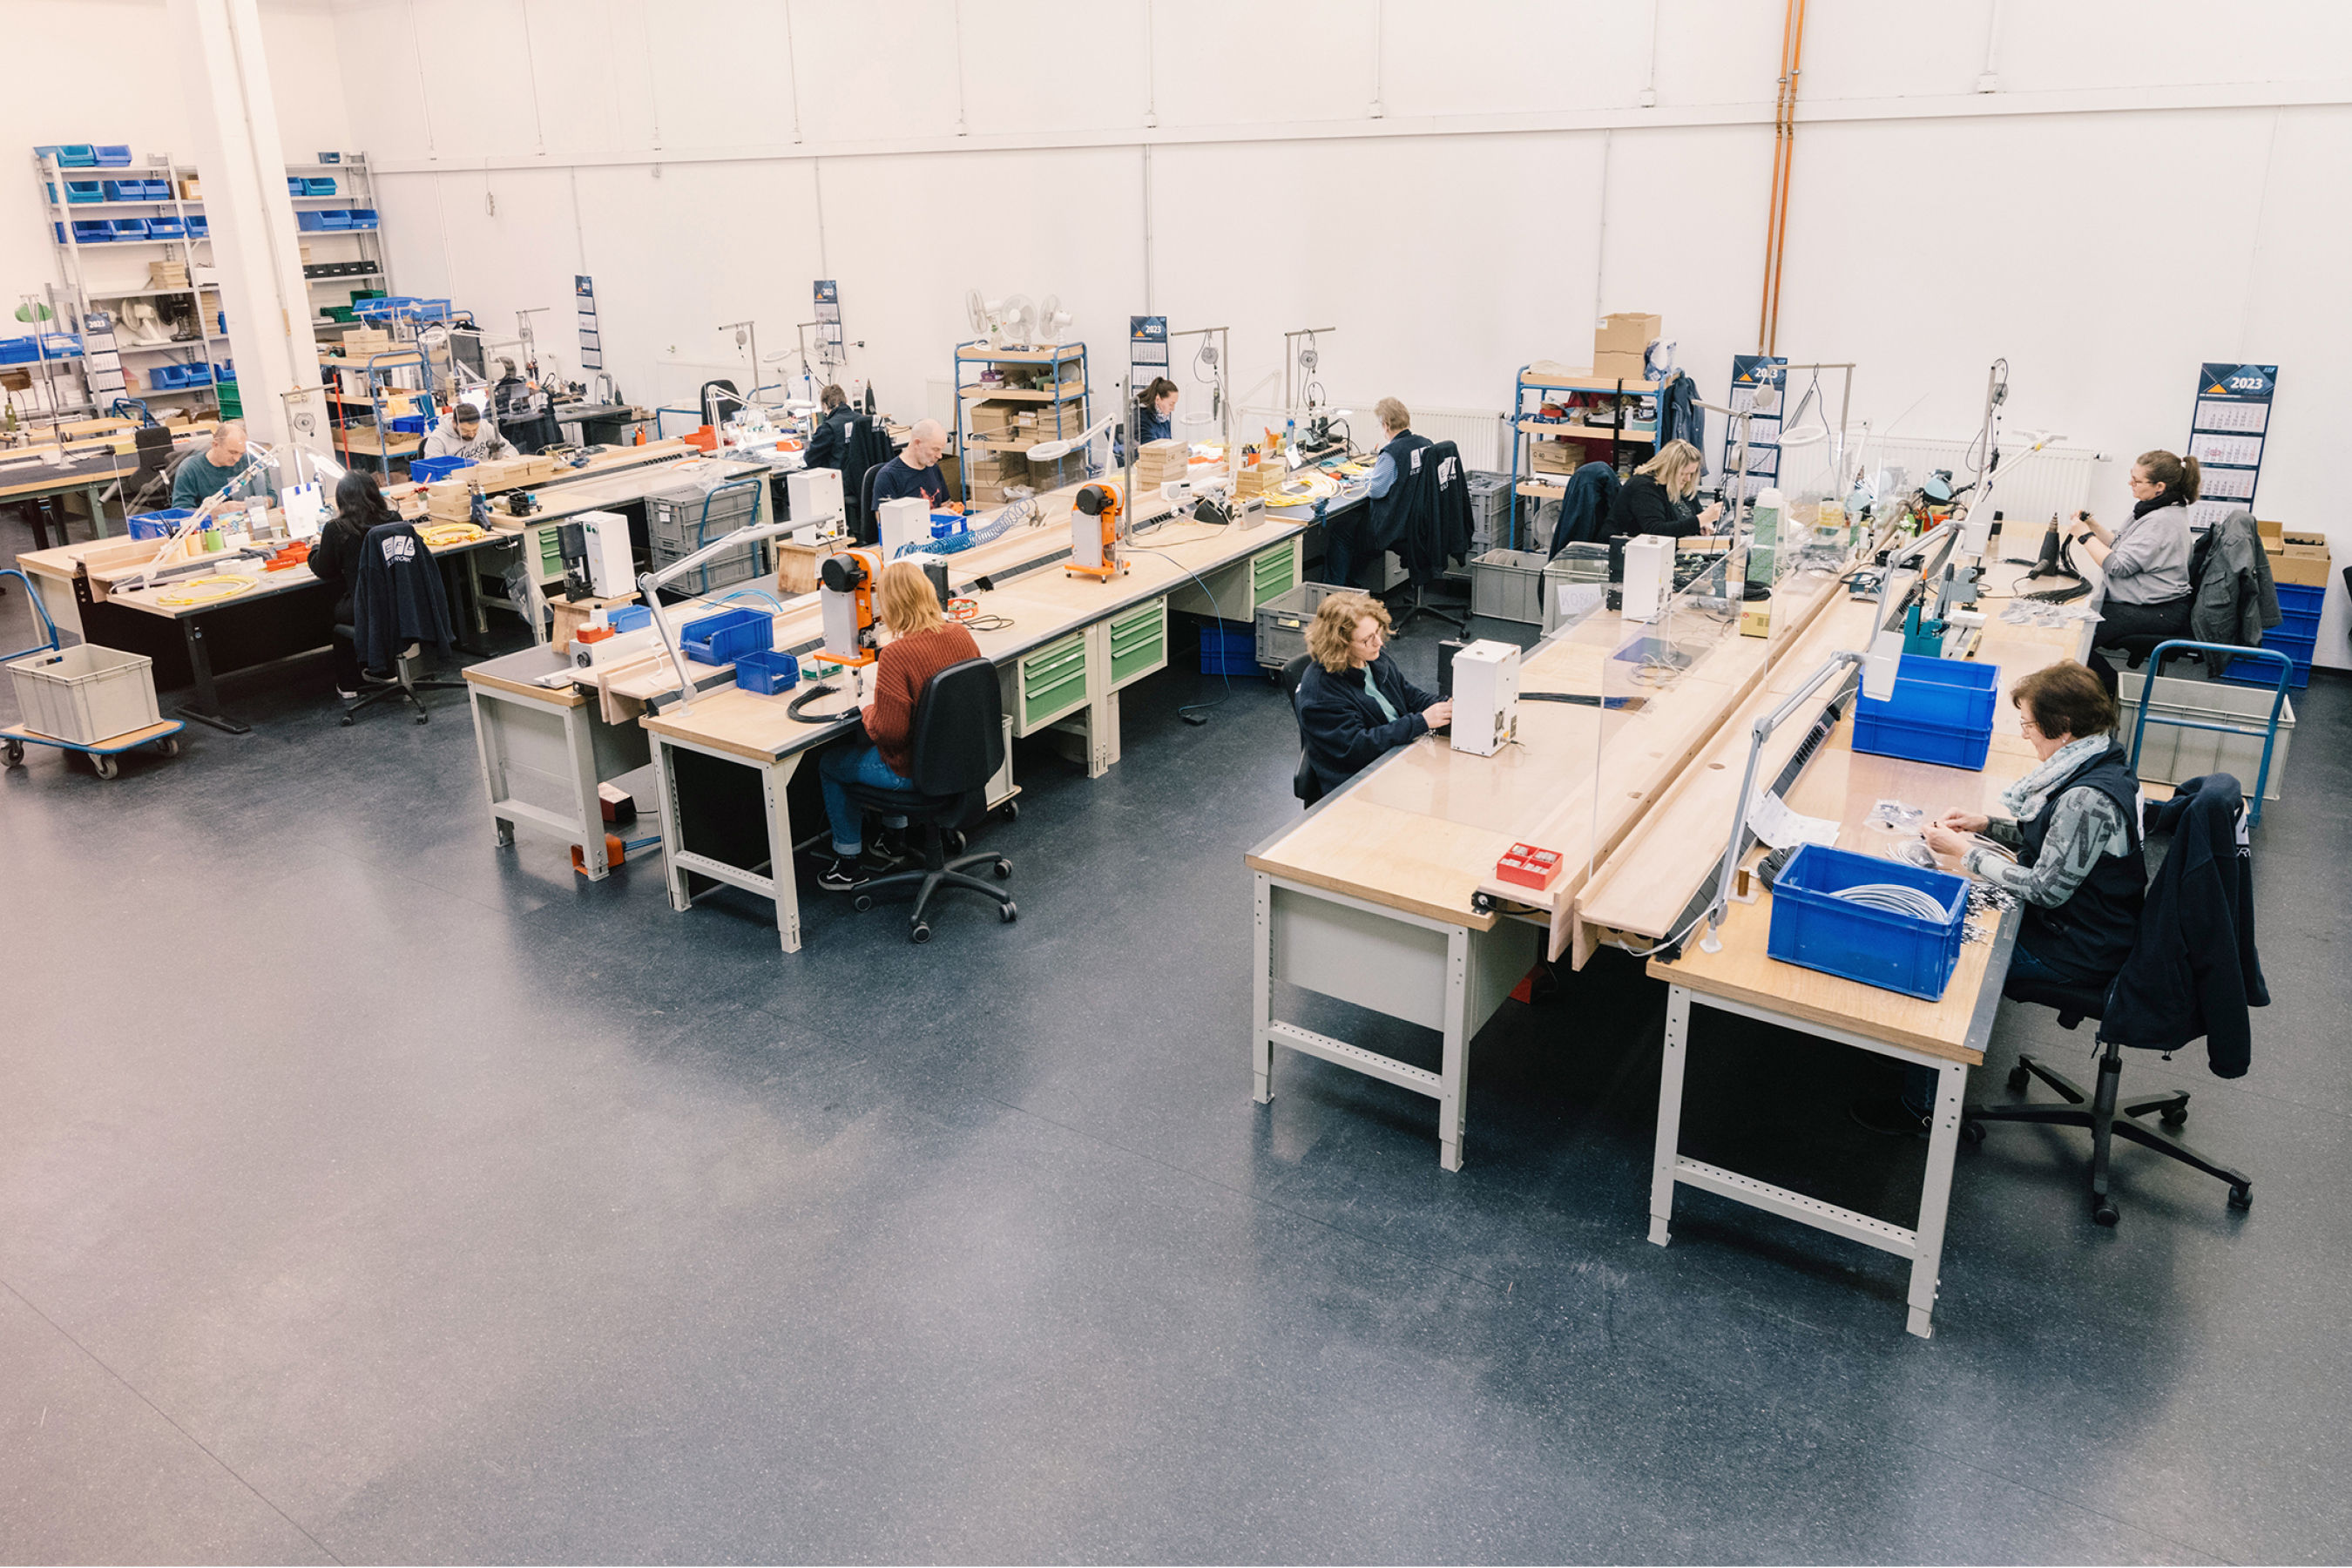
left=952, top=341, right=1089, bottom=504
left=31, top=152, right=395, bottom=426
left=1504, top=364, right=1661, bottom=551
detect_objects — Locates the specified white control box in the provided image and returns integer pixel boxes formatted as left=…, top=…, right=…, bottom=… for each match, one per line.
left=575, top=509, right=635, bottom=598
left=1621, top=532, right=1673, bottom=624
left=787, top=467, right=844, bottom=529
left=1450, top=639, right=1521, bottom=757
left=876, top=496, right=929, bottom=561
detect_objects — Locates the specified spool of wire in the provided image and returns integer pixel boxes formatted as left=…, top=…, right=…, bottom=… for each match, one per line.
left=1832, top=882, right=1951, bottom=922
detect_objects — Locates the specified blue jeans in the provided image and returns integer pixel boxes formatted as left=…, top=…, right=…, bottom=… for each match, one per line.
left=817, top=742, right=910, bottom=856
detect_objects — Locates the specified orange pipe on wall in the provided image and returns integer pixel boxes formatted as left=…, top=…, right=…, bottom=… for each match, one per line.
left=1756, top=0, right=1796, bottom=352
left=1761, top=0, right=1808, bottom=356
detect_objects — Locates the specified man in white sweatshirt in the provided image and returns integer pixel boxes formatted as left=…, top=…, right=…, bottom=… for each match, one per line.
left=420, top=403, right=519, bottom=463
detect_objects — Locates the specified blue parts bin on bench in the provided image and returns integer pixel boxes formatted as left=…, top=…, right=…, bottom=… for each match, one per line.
left=679, top=607, right=774, bottom=666
left=1850, top=652, right=1997, bottom=771
left=1766, top=843, right=1970, bottom=1001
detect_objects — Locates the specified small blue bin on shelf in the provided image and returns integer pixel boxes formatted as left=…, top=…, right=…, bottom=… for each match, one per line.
left=101, top=179, right=145, bottom=200
left=39, top=333, right=81, bottom=357
left=0, top=338, right=36, bottom=364
left=67, top=220, right=112, bottom=243
left=1766, top=843, right=1970, bottom=1001
left=302, top=177, right=337, bottom=195
left=94, top=145, right=132, bottom=167
left=128, top=508, right=199, bottom=540
left=1851, top=653, right=1998, bottom=771
left=409, top=456, right=475, bottom=483
left=145, top=216, right=186, bottom=239
left=389, top=415, right=428, bottom=435
left=1199, top=620, right=1258, bottom=675
left=187, top=215, right=208, bottom=238
left=679, top=607, right=774, bottom=666
left=296, top=210, right=328, bottom=232
left=150, top=365, right=186, bottom=389
left=346, top=207, right=378, bottom=229
left=733, top=648, right=801, bottom=696
left=105, top=218, right=148, bottom=240
left=39, top=145, right=97, bottom=168
left=214, top=362, right=235, bottom=384
left=286, top=177, right=305, bottom=196
left=318, top=209, right=353, bottom=229
left=56, top=179, right=102, bottom=203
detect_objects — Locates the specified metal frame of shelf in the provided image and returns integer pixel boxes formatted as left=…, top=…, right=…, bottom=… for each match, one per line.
left=1505, top=364, right=1662, bottom=551
left=31, top=152, right=395, bottom=430
left=951, top=341, right=1089, bottom=505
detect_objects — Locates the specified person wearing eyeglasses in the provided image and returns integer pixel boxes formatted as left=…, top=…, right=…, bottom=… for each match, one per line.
left=1294, top=592, right=1451, bottom=794
left=2067, top=449, right=2199, bottom=694
left=1853, top=660, right=2146, bottom=1137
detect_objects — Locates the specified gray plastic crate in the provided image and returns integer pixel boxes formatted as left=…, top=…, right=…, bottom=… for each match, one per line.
left=1468, top=470, right=1512, bottom=550
left=2117, top=669, right=2295, bottom=801
left=1255, top=580, right=1343, bottom=669
left=1469, top=548, right=1548, bottom=625
left=647, top=481, right=760, bottom=554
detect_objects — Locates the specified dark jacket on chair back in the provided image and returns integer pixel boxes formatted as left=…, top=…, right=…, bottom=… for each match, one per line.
left=1549, top=462, right=1621, bottom=556
left=805, top=404, right=857, bottom=470
left=1367, top=430, right=1432, bottom=555
left=2019, top=742, right=2146, bottom=984
left=1295, top=652, right=1436, bottom=794
left=353, top=522, right=454, bottom=672
left=2100, top=773, right=2265, bottom=1077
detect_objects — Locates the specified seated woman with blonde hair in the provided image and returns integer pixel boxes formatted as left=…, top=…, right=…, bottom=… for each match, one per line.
left=1293, top=593, right=1450, bottom=795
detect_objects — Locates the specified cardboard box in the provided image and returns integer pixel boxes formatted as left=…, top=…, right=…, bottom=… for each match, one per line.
left=1591, top=349, right=1648, bottom=383
left=966, top=403, right=1013, bottom=436
left=2257, top=518, right=2283, bottom=550
left=341, top=327, right=390, bottom=356
left=1595, top=313, right=1662, bottom=355
left=2271, top=532, right=2332, bottom=587
left=1529, top=442, right=1576, bottom=474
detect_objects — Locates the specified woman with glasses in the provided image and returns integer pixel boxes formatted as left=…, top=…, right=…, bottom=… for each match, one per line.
left=1294, top=593, right=1452, bottom=795
left=2068, top=449, right=2200, bottom=693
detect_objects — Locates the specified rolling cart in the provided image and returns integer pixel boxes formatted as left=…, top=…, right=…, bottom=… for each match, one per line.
left=0, top=568, right=186, bottom=780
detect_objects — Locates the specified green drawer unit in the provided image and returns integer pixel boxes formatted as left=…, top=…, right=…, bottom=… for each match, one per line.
left=1107, top=598, right=1168, bottom=690
left=1016, top=632, right=1090, bottom=734
left=536, top=524, right=564, bottom=579
left=1251, top=539, right=1299, bottom=606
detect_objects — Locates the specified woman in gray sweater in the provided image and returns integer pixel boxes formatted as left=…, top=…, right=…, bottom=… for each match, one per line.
left=2069, top=449, right=2198, bottom=692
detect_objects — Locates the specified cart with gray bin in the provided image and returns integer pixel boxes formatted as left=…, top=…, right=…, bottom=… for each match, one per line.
left=646, top=475, right=767, bottom=597
left=2, top=569, right=185, bottom=779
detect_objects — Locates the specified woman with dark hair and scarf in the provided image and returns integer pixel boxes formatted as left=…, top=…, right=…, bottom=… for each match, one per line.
left=2071, top=448, right=2200, bottom=693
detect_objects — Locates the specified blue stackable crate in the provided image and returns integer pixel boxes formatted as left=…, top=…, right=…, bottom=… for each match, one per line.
left=101, top=178, right=145, bottom=200
left=318, top=152, right=342, bottom=163
left=287, top=177, right=305, bottom=196
left=38, top=333, right=81, bottom=358
left=145, top=178, right=173, bottom=199
left=354, top=295, right=419, bottom=321
left=317, top=209, right=354, bottom=229
left=302, top=177, right=337, bottom=195
left=1851, top=652, right=1998, bottom=771
left=214, top=362, right=235, bottom=384
left=1199, top=619, right=1258, bottom=675
left=128, top=508, right=198, bottom=540
left=93, top=145, right=132, bottom=167
left=55, top=179, right=102, bottom=204
left=412, top=298, right=452, bottom=321
left=296, top=210, right=328, bottom=232
left=0, top=337, right=37, bottom=364
left=607, top=605, right=652, bottom=635
left=679, top=607, right=774, bottom=666
left=345, top=207, right=378, bottom=229
left=150, top=365, right=186, bottom=389
left=40, top=145, right=97, bottom=168
left=388, top=415, right=429, bottom=435
left=409, top=456, right=475, bottom=483
left=186, top=215, right=208, bottom=238
left=1767, top=843, right=1970, bottom=1001
left=67, top=219, right=112, bottom=243
left=145, top=216, right=186, bottom=239
left=181, top=363, right=213, bottom=386
left=104, top=218, right=148, bottom=240
left=733, top=647, right=801, bottom=696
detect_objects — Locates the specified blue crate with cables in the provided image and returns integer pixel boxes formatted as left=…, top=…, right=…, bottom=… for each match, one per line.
left=1850, top=652, right=1997, bottom=771
left=409, top=456, right=475, bottom=483
left=733, top=647, right=801, bottom=696
left=127, top=508, right=198, bottom=540
left=1197, top=620, right=1259, bottom=675
left=1766, top=844, right=1970, bottom=1001
left=679, top=607, right=773, bottom=666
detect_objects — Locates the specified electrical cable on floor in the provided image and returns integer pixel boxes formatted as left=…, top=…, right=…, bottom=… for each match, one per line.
left=1125, top=546, right=1239, bottom=723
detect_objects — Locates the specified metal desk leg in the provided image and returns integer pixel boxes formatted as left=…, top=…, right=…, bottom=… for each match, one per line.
left=1437, top=926, right=1472, bottom=1172
left=1906, top=1058, right=1969, bottom=1340
left=1650, top=984, right=1693, bottom=1247
left=565, top=698, right=607, bottom=881
left=176, top=612, right=249, bottom=734
left=652, top=737, right=691, bottom=913
left=468, top=685, right=518, bottom=852
left=1084, top=621, right=1119, bottom=779
left=1251, top=872, right=1275, bottom=1104
left=762, top=754, right=804, bottom=951
left=84, top=482, right=112, bottom=539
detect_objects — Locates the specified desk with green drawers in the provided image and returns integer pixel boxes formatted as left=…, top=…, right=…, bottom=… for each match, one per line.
left=621, top=511, right=1306, bottom=951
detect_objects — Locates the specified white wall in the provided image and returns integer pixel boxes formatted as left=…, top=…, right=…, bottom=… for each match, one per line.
left=11, top=1, right=2348, bottom=661
left=0, top=0, right=349, bottom=334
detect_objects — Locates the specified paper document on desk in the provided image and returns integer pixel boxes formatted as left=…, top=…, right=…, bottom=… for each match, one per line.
left=1748, top=789, right=1841, bottom=851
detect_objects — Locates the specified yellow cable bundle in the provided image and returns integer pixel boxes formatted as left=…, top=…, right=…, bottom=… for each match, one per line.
left=156, top=576, right=259, bottom=606
left=418, top=523, right=489, bottom=548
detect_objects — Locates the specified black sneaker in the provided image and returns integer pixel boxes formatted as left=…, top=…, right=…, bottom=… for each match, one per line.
left=869, top=828, right=914, bottom=868
left=816, top=857, right=868, bottom=893
left=1848, top=1094, right=1930, bottom=1139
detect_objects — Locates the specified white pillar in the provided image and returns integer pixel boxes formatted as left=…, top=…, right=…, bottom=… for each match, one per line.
left=166, top=0, right=327, bottom=466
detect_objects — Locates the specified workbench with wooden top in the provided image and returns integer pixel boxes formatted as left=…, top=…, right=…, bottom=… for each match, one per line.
left=1, top=416, right=219, bottom=543
left=593, top=485, right=1307, bottom=952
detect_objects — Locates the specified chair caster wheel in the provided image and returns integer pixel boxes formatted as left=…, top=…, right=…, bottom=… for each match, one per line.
left=2007, top=1064, right=2031, bottom=1093
left=909, top=921, right=932, bottom=944
left=1960, top=1119, right=1985, bottom=1147
left=2228, top=1184, right=2253, bottom=1211
left=944, top=829, right=966, bottom=856
left=2159, top=1105, right=2188, bottom=1127
left=998, top=800, right=1020, bottom=821
left=851, top=894, right=874, bottom=913
left=2092, top=1198, right=2120, bottom=1227
left=993, top=859, right=1012, bottom=879
left=91, top=754, right=118, bottom=780
left=341, top=715, right=355, bottom=727
left=2, top=740, right=22, bottom=767
left=999, top=902, right=1017, bottom=923
left=156, top=737, right=180, bottom=757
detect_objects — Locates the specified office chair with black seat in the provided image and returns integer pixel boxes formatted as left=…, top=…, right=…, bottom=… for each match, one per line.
left=1964, top=772, right=2263, bottom=1225
left=1387, top=439, right=1471, bottom=634
left=840, top=657, right=1017, bottom=943
left=335, top=521, right=463, bottom=725
left=1281, top=652, right=1321, bottom=807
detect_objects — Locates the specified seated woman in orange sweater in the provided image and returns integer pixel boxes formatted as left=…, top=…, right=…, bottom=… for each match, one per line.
left=816, top=561, right=983, bottom=891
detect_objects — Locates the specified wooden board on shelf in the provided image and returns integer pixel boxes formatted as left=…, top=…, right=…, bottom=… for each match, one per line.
left=958, top=380, right=1086, bottom=402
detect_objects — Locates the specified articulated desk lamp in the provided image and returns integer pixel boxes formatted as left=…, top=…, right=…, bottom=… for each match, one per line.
left=635, top=517, right=801, bottom=715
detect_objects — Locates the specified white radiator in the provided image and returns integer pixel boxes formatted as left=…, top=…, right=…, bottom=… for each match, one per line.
left=1862, top=435, right=2107, bottom=535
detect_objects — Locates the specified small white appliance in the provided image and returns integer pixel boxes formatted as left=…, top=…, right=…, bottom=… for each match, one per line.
left=575, top=509, right=634, bottom=598
left=787, top=467, right=844, bottom=531
left=1620, top=533, right=1673, bottom=624
left=875, top=496, right=929, bottom=560
left=1450, top=639, right=1522, bottom=758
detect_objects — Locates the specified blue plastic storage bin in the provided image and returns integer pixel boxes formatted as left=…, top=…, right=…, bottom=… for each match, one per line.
left=214, top=362, right=235, bottom=384
left=101, top=179, right=145, bottom=200
left=0, top=337, right=36, bottom=364
left=733, top=647, right=801, bottom=695
left=409, top=456, right=475, bottom=483
left=67, top=220, right=111, bottom=243
left=1851, top=653, right=1998, bottom=771
left=127, top=508, right=198, bottom=540
left=287, top=177, right=305, bottom=196
left=389, top=415, right=429, bottom=435
left=1766, top=843, right=1970, bottom=1000
left=40, top=145, right=97, bottom=168
left=317, top=209, right=353, bottom=229
left=150, top=365, right=186, bottom=389
left=354, top=296, right=419, bottom=321
left=94, top=145, right=132, bottom=166
left=607, top=605, right=652, bottom=635
left=39, top=333, right=80, bottom=357
left=302, top=177, right=337, bottom=195
left=1199, top=620, right=1257, bottom=675
left=679, top=607, right=774, bottom=666
left=104, top=218, right=148, bottom=240
left=145, top=216, right=186, bottom=239
left=56, top=179, right=102, bottom=204
left=296, top=210, right=328, bottom=232
left=412, top=298, right=453, bottom=321
left=345, top=207, right=378, bottom=229
left=187, top=215, right=208, bottom=238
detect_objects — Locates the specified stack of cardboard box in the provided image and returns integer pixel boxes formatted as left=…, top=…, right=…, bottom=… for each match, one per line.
left=1132, top=438, right=1184, bottom=489
left=1529, top=442, right=1577, bottom=476
left=1592, top=312, right=1660, bottom=384
left=1235, top=456, right=1287, bottom=500
left=2261, top=518, right=2332, bottom=588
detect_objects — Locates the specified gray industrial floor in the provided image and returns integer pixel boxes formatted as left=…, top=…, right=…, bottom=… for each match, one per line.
left=3, top=546, right=2349, bottom=1565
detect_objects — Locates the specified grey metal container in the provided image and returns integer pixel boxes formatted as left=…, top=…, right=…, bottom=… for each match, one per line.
left=1469, top=548, right=1549, bottom=625
left=2116, top=669, right=2295, bottom=800
left=1255, top=580, right=1343, bottom=669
